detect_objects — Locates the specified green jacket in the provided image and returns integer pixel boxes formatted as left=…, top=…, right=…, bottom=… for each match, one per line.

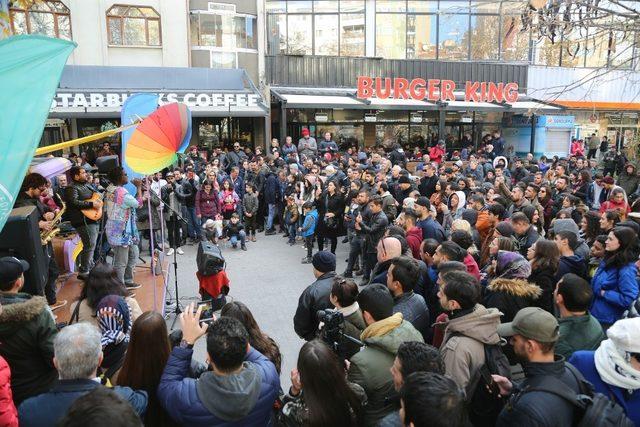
left=556, top=312, right=605, bottom=360
left=348, top=315, right=423, bottom=426
left=0, top=292, right=57, bottom=404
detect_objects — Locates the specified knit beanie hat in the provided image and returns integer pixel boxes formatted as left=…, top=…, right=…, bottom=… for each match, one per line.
left=312, top=251, right=336, bottom=273
left=552, top=218, right=580, bottom=236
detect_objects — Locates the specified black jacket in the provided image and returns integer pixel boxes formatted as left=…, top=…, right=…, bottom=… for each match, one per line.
left=293, top=272, right=336, bottom=341
left=497, top=358, right=582, bottom=427
left=393, top=291, right=430, bottom=340
left=361, top=211, right=389, bottom=253
left=63, top=182, right=97, bottom=227
left=483, top=278, right=541, bottom=323
left=317, top=192, right=345, bottom=238
left=418, top=175, right=438, bottom=198
left=529, top=268, right=557, bottom=314
left=178, top=179, right=197, bottom=207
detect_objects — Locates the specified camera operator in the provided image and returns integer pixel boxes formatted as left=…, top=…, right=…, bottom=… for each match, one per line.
left=319, top=277, right=366, bottom=360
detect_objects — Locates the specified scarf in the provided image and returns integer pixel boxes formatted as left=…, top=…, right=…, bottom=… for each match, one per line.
left=361, top=312, right=403, bottom=341
left=96, top=295, right=132, bottom=348
left=338, top=302, right=360, bottom=318
left=595, top=338, right=640, bottom=390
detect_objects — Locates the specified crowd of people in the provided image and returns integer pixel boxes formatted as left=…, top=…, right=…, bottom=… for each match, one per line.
left=1, top=130, right=640, bottom=426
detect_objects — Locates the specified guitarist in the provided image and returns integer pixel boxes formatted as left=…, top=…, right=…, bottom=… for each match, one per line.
left=13, top=173, right=66, bottom=311
left=64, top=166, right=102, bottom=280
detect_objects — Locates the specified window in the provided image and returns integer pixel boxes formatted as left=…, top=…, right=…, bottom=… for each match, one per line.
left=211, top=51, right=237, bottom=68
left=191, top=12, right=257, bottom=50
left=533, top=36, right=561, bottom=66
left=9, top=0, right=71, bottom=40
left=376, top=13, right=406, bottom=59
left=609, top=30, right=634, bottom=69
left=584, top=26, right=611, bottom=68
left=501, top=15, right=530, bottom=61
left=107, top=5, right=161, bottom=46
left=407, top=14, right=436, bottom=59
left=287, top=14, right=313, bottom=54
left=267, top=13, right=287, bottom=54
left=315, top=14, right=339, bottom=55
left=469, top=14, right=499, bottom=60
left=340, top=12, right=365, bottom=56
left=438, top=13, right=469, bottom=60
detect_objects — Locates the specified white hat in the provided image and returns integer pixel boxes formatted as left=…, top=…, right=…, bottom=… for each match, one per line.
left=607, top=318, right=640, bottom=353
left=202, top=219, right=215, bottom=229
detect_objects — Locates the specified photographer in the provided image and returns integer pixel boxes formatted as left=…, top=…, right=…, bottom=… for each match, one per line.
left=320, top=277, right=365, bottom=360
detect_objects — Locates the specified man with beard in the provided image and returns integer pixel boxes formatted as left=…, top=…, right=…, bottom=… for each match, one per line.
left=493, top=307, right=582, bottom=426
left=418, top=164, right=438, bottom=198
left=223, top=142, right=247, bottom=173
left=343, top=190, right=370, bottom=278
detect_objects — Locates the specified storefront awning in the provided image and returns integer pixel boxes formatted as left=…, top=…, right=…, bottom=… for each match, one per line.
left=49, top=66, right=268, bottom=118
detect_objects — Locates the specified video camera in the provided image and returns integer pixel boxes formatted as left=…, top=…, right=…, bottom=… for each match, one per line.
left=316, top=309, right=364, bottom=358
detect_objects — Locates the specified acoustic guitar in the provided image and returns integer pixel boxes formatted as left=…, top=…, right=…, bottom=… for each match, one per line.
left=81, top=192, right=103, bottom=221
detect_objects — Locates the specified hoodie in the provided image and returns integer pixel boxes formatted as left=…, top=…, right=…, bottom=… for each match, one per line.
left=450, top=190, right=467, bottom=220
left=440, top=304, right=502, bottom=394
left=406, top=226, right=423, bottom=259
left=556, top=254, right=587, bottom=282
left=196, top=363, right=261, bottom=421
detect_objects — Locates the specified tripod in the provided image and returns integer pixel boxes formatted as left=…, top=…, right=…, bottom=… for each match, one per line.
left=163, top=201, right=190, bottom=330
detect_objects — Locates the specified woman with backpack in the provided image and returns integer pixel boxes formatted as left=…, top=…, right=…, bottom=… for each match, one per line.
left=569, top=317, right=640, bottom=425
left=591, top=226, right=640, bottom=329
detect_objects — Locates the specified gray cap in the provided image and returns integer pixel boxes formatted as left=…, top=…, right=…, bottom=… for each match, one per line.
left=498, top=307, right=559, bottom=342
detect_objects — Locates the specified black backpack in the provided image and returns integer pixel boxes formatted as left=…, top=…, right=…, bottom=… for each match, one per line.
left=520, top=363, right=633, bottom=427
left=465, top=341, right=512, bottom=426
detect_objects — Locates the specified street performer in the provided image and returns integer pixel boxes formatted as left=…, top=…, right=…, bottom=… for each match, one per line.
left=64, top=166, right=102, bottom=280
left=14, top=173, right=66, bottom=311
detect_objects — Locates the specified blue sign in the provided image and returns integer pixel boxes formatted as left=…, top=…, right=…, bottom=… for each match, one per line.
left=537, top=115, right=575, bottom=129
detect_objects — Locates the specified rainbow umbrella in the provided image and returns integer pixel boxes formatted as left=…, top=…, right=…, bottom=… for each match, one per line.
left=125, top=102, right=192, bottom=175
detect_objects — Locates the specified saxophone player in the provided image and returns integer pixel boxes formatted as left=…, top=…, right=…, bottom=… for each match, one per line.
left=13, top=173, right=66, bottom=311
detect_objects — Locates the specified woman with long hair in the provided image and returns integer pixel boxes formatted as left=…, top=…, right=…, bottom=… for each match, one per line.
left=580, top=211, right=602, bottom=246
left=220, top=301, right=282, bottom=374
left=527, top=239, right=560, bottom=314
left=538, top=185, right=554, bottom=230
left=591, top=226, right=640, bottom=328
left=521, top=204, right=544, bottom=237
left=117, top=311, right=177, bottom=427
left=573, top=170, right=591, bottom=200
left=279, top=340, right=364, bottom=426
left=195, top=180, right=220, bottom=224
left=316, top=180, right=345, bottom=254
left=218, top=179, right=239, bottom=220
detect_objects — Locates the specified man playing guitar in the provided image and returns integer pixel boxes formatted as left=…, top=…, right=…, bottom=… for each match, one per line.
left=64, top=166, right=102, bottom=280
left=14, top=173, right=66, bottom=310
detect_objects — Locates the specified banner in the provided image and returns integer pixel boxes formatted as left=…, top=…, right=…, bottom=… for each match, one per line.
left=0, top=35, right=75, bottom=232
left=120, top=93, right=159, bottom=195
left=0, top=0, right=9, bottom=40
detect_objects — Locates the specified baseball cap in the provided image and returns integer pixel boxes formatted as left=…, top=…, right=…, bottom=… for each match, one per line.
left=498, top=307, right=559, bottom=342
left=415, top=196, right=430, bottom=209
left=0, top=256, right=30, bottom=286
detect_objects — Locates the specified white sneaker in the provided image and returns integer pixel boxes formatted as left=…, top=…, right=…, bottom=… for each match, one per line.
left=177, top=247, right=184, bottom=255
left=166, top=248, right=174, bottom=256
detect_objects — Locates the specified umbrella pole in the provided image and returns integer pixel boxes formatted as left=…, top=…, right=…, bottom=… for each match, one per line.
left=34, top=123, right=138, bottom=156
left=145, top=176, right=158, bottom=312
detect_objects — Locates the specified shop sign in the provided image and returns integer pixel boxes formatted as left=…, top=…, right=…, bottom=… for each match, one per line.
left=315, top=113, right=329, bottom=122
left=410, top=113, right=423, bottom=123
left=50, top=92, right=261, bottom=110
left=589, top=114, right=598, bottom=123
left=364, top=113, right=377, bottom=122
left=537, top=115, right=575, bottom=128
left=461, top=117, right=473, bottom=123
left=357, top=76, right=519, bottom=103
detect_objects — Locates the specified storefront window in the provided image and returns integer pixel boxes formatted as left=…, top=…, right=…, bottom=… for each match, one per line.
left=409, top=125, right=434, bottom=148
left=332, top=109, right=364, bottom=122
left=376, top=13, right=406, bottom=59
left=469, top=14, right=499, bottom=60
left=288, top=14, right=313, bottom=54
left=376, top=124, right=408, bottom=148
left=315, top=14, right=339, bottom=55
left=407, top=14, right=437, bottom=59
left=501, top=15, right=530, bottom=61
left=340, top=13, right=365, bottom=56
left=317, top=125, right=364, bottom=148
left=9, top=0, right=72, bottom=40
left=377, top=110, right=408, bottom=122
left=438, top=13, right=469, bottom=60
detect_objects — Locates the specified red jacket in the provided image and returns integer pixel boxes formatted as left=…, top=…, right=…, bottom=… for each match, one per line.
left=0, top=356, right=18, bottom=427
left=464, top=254, right=481, bottom=281
left=406, top=227, right=423, bottom=260
left=429, top=146, right=445, bottom=164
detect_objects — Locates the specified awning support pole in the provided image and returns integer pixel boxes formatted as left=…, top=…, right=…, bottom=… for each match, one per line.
left=438, top=108, right=446, bottom=142
left=530, top=114, right=536, bottom=155
left=279, top=101, right=287, bottom=144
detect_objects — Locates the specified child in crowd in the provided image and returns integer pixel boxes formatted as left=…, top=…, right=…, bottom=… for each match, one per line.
left=223, top=213, right=247, bottom=251
left=202, top=215, right=224, bottom=244
left=299, top=201, right=318, bottom=264
left=284, top=195, right=299, bottom=246
left=243, top=183, right=258, bottom=242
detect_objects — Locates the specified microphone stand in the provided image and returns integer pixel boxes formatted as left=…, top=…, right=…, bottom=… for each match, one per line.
left=163, top=191, right=190, bottom=330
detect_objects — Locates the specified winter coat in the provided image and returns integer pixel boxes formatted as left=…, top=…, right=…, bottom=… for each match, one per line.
left=463, top=254, right=481, bottom=281
left=416, top=217, right=446, bottom=243
left=317, top=192, right=345, bottom=238
left=556, top=255, right=587, bottom=282
left=158, top=346, right=279, bottom=427
left=243, top=192, right=259, bottom=216
left=440, top=304, right=502, bottom=394
left=341, top=306, right=367, bottom=360
left=293, top=272, right=336, bottom=341
left=223, top=221, right=245, bottom=238
left=361, top=211, right=389, bottom=253
left=483, top=279, right=541, bottom=323
left=18, top=379, right=148, bottom=427
left=0, top=356, right=17, bottom=427
left=529, top=268, right=557, bottom=314
left=496, top=359, right=582, bottom=427
left=556, top=314, right=605, bottom=360
left=429, top=145, right=445, bottom=164
left=618, top=169, right=640, bottom=196
left=348, top=314, right=423, bottom=426
left=264, top=172, right=280, bottom=205
left=218, top=190, right=239, bottom=213
left=570, top=351, right=640, bottom=426
left=388, top=148, right=406, bottom=166
left=405, top=227, right=423, bottom=259
left=195, top=189, right=220, bottom=219
left=591, top=261, right=639, bottom=325
left=380, top=192, right=397, bottom=222
left=0, top=293, right=57, bottom=405
left=136, top=191, right=161, bottom=231
left=63, top=182, right=98, bottom=227
left=393, top=292, right=430, bottom=340
left=514, top=226, right=539, bottom=257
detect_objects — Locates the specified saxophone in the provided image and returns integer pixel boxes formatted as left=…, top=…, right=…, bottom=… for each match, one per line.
left=41, top=194, right=66, bottom=245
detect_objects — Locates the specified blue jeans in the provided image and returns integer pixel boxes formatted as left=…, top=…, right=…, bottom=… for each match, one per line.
left=112, top=243, right=140, bottom=285
left=287, top=223, right=296, bottom=243
left=266, top=203, right=276, bottom=230
left=185, top=206, right=200, bottom=238
left=230, top=231, right=246, bottom=247
left=76, top=223, right=98, bottom=274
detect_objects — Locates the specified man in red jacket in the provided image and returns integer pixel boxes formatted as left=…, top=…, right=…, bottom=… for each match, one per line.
left=402, top=211, right=423, bottom=260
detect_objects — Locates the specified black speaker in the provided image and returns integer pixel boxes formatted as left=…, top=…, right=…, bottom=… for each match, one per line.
left=196, top=241, right=225, bottom=276
left=0, top=206, right=48, bottom=295
left=95, top=155, right=119, bottom=174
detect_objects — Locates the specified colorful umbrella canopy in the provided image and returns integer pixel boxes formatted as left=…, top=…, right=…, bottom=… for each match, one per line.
left=124, top=102, right=192, bottom=175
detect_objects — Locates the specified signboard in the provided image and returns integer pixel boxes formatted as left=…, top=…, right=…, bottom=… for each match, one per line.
left=364, top=113, right=377, bottom=122
left=315, top=112, right=329, bottom=122
left=50, top=92, right=261, bottom=110
left=537, top=115, right=575, bottom=129
left=410, top=113, right=423, bottom=123
left=357, top=76, right=519, bottom=103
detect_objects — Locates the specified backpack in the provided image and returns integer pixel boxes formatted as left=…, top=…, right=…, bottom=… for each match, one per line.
left=464, top=339, right=512, bottom=426
left=520, top=363, right=634, bottom=427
